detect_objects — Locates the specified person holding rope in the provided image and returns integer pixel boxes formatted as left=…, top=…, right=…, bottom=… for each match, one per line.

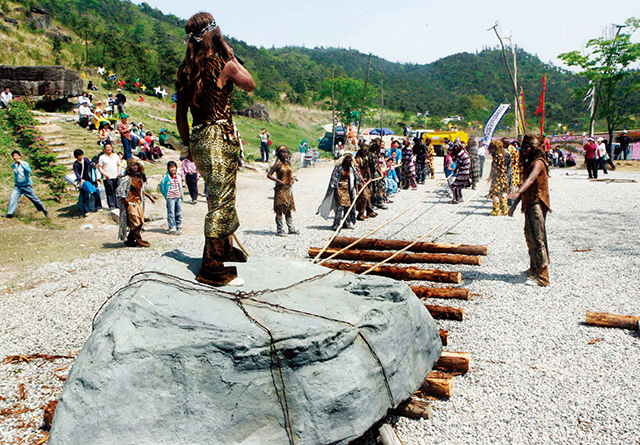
left=450, top=142, right=471, bottom=204
left=318, top=154, right=360, bottom=231
left=267, top=146, right=299, bottom=237
left=424, top=137, right=436, bottom=179
left=354, top=145, right=377, bottom=221
left=368, top=139, right=388, bottom=209
left=488, top=140, right=509, bottom=216
left=176, top=11, right=255, bottom=287
left=467, top=138, right=481, bottom=189
left=508, top=134, right=551, bottom=287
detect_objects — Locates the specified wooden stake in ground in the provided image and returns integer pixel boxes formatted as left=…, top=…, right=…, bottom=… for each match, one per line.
left=425, top=304, right=465, bottom=321
left=435, top=351, right=471, bottom=374
left=309, top=247, right=482, bottom=266
left=585, top=311, right=640, bottom=330
left=378, top=424, right=402, bottom=445
left=421, top=371, right=454, bottom=398
left=439, top=329, right=448, bottom=346
left=411, top=285, right=471, bottom=300
left=393, top=398, right=432, bottom=419
left=321, top=261, right=462, bottom=284
left=330, top=236, right=489, bottom=256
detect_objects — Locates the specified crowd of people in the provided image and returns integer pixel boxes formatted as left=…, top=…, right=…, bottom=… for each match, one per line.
left=316, top=136, right=441, bottom=232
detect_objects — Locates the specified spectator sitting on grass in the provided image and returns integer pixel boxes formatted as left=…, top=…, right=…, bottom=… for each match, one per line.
left=158, top=128, right=175, bottom=150
left=1, top=86, right=13, bottom=109
left=78, top=101, right=94, bottom=129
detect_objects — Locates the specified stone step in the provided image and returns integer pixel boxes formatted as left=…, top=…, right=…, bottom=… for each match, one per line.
left=52, top=148, right=67, bottom=153
left=43, top=135, right=61, bottom=140
left=60, top=159, right=74, bottom=165
left=48, top=141, right=66, bottom=147
left=39, top=125, right=62, bottom=134
left=57, top=154, right=71, bottom=160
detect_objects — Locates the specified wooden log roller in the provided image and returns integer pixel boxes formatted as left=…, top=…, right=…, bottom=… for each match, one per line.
left=329, top=236, right=489, bottom=256
left=320, top=261, right=463, bottom=284
left=309, top=247, right=482, bottom=266
left=585, top=311, right=640, bottom=330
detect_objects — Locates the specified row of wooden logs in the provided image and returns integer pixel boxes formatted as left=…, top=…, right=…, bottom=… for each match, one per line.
left=312, top=237, right=483, bottom=429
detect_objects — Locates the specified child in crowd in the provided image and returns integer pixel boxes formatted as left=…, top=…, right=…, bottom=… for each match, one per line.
left=98, top=121, right=113, bottom=147
left=117, top=152, right=126, bottom=177
left=158, top=128, right=175, bottom=150
left=159, top=160, right=183, bottom=235
left=181, top=156, right=200, bottom=203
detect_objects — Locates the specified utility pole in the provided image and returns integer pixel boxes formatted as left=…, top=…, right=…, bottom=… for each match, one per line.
left=504, top=32, right=520, bottom=137
left=331, top=66, right=336, bottom=158
left=379, top=71, right=384, bottom=135
left=357, top=53, right=372, bottom=142
left=489, top=22, right=526, bottom=132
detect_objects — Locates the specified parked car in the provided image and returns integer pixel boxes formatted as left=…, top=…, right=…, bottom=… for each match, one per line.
left=318, top=126, right=346, bottom=152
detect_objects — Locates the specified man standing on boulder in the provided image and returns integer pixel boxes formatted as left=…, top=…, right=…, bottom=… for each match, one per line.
left=176, top=11, right=256, bottom=287
left=3, top=150, right=49, bottom=219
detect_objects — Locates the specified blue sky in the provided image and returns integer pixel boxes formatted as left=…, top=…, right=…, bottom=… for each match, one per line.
left=140, top=0, right=639, bottom=67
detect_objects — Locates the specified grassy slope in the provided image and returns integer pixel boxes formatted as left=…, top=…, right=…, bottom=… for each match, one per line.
left=0, top=1, right=82, bottom=66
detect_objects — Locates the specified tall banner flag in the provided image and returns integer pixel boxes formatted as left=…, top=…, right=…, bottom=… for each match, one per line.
left=483, top=103, right=511, bottom=142
left=534, top=74, right=546, bottom=135
left=520, top=89, right=526, bottom=127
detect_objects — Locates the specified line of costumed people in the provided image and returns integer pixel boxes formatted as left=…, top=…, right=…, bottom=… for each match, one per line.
left=317, top=135, right=439, bottom=230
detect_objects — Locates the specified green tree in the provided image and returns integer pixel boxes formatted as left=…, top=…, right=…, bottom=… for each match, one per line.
left=559, top=18, right=640, bottom=142
left=314, top=76, right=378, bottom=123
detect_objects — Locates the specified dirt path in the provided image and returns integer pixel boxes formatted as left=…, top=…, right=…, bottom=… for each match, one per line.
left=0, top=160, right=334, bottom=291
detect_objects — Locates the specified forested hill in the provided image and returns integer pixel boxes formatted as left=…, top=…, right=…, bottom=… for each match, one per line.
left=3, top=0, right=587, bottom=124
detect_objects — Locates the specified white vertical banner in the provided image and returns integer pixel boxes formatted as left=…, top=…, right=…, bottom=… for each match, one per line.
left=483, top=104, right=511, bottom=142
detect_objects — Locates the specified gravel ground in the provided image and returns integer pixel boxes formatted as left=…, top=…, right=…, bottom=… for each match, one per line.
left=0, top=160, right=638, bottom=444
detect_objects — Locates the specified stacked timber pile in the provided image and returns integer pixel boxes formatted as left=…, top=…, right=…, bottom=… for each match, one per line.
left=309, top=235, right=489, bottom=408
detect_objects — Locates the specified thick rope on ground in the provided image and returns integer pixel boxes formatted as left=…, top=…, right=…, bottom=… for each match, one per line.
left=314, top=180, right=447, bottom=265
left=360, top=179, right=490, bottom=276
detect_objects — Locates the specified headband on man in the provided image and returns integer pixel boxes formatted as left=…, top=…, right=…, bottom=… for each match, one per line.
left=183, top=19, right=217, bottom=44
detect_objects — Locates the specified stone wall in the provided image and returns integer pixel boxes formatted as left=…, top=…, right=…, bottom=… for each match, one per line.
left=0, top=66, right=83, bottom=104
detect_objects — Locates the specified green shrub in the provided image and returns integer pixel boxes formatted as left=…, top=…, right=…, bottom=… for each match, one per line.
left=6, top=100, right=66, bottom=201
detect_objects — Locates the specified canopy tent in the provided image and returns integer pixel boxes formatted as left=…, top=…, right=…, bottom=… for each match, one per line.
left=369, top=127, right=395, bottom=136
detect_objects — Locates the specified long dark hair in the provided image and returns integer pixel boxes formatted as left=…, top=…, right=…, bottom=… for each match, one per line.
left=521, top=134, right=548, bottom=174
left=488, top=140, right=505, bottom=157
left=176, top=12, right=231, bottom=107
left=276, top=145, right=289, bottom=164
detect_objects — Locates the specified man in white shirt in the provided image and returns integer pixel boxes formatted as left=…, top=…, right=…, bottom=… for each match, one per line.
left=1, top=86, right=13, bottom=108
left=97, top=143, right=121, bottom=209
left=257, top=128, right=270, bottom=162
left=78, top=102, right=93, bottom=129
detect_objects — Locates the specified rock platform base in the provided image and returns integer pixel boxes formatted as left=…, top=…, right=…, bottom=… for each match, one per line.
left=50, top=250, right=441, bottom=445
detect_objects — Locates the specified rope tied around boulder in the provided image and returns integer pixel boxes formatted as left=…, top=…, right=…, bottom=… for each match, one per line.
left=91, top=268, right=397, bottom=444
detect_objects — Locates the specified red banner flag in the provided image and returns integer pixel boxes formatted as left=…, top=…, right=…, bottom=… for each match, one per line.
left=534, top=75, right=546, bottom=135
left=520, top=89, right=526, bottom=128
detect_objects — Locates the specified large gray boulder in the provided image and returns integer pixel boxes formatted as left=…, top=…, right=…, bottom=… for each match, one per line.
left=50, top=251, right=441, bottom=445
left=0, top=66, right=83, bottom=104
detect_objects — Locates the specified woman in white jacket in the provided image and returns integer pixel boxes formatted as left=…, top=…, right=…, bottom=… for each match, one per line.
left=596, top=137, right=609, bottom=175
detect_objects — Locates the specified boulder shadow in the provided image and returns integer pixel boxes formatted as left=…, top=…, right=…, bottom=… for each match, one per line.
left=165, top=249, right=201, bottom=276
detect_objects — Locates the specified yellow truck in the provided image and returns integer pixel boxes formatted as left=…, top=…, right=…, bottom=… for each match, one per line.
left=413, top=129, right=469, bottom=155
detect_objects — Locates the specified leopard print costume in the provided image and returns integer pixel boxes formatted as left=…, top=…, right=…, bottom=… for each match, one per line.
left=190, top=122, right=240, bottom=239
